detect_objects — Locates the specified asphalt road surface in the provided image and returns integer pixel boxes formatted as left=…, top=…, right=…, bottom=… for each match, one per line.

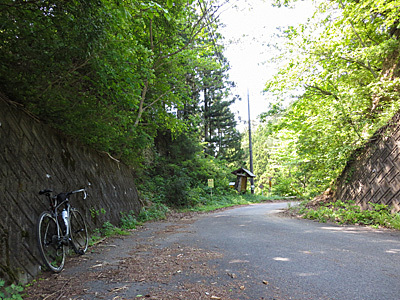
left=26, top=202, right=400, bottom=300
left=187, top=202, right=400, bottom=299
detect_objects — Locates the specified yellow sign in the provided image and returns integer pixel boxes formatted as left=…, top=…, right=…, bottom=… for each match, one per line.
left=208, top=179, right=214, bottom=188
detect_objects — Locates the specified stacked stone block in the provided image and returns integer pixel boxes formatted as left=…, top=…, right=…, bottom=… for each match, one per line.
left=0, top=95, right=142, bottom=283
left=335, top=112, right=400, bottom=212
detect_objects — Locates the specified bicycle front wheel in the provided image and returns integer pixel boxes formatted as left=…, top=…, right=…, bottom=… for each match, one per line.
left=37, top=212, right=65, bottom=272
left=70, top=209, right=88, bottom=254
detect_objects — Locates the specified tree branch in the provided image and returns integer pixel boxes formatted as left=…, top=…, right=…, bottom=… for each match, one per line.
left=153, top=1, right=223, bottom=70
left=134, top=79, right=149, bottom=127
left=338, top=0, right=378, bottom=79
left=306, top=84, right=339, bottom=99
left=338, top=56, right=378, bottom=79
left=305, top=84, right=364, bottom=141
left=143, top=90, right=169, bottom=112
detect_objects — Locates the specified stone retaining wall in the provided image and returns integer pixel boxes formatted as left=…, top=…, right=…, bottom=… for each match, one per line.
left=0, top=94, right=142, bottom=283
left=335, top=112, right=400, bottom=212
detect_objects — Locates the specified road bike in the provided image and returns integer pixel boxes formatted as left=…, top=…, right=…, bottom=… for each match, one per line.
left=37, top=188, right=89, bottom=272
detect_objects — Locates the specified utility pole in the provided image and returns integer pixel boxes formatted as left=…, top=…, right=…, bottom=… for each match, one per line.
left=248, top=90, right=254, bottom=194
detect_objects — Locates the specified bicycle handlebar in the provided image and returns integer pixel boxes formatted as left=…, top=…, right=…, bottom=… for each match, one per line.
left=39, top=188, right=87, bottom=199
left=69, top=189, right=87, bottom=199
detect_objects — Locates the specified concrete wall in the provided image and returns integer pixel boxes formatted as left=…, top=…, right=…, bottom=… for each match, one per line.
left=0, top=94, right=142, bottom=283
left=335, top=111, right=400, bottom=212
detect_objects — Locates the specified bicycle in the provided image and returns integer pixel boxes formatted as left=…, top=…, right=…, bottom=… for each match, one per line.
left=37, top=188, right=89, bottom=272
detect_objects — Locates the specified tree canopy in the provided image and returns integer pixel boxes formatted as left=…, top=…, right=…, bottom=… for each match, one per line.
left=5, top=0, right=399, bottom=201
left=0, top=0, right=242, bottom=166
left=0, top=0, right=244, bottom=206
left=253, top=0, right=400, bottom=197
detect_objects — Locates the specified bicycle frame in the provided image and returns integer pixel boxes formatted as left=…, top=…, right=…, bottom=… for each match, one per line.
left=42, top=189, right=87, bottom=248
left=38, top=188, right=88, bottom=272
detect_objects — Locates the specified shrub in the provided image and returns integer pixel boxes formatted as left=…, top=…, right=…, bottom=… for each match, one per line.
left=299, top=200, right=400, bottom=229
left=120, top=211, right=140, bottom=230
left=164, top=174, right=191, bottom=207
left=0, top=280, right=23, bottom=300
left=137, top=203, right=169, bottom=222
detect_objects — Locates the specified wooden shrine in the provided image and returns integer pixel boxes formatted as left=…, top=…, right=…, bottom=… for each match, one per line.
left=231, top=167, right=256, bottom=193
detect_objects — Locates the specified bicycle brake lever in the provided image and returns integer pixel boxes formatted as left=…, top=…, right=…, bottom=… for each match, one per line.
left=39, top=189, right=53, bottom=195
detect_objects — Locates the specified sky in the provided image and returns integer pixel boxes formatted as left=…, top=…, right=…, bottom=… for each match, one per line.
left=218, top=0, right=316, bottom=130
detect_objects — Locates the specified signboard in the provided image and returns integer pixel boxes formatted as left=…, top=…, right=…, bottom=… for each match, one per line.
left=208, top=179, right=214, bottom=188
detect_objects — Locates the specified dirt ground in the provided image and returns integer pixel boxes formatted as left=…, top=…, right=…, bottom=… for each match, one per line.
left=25, top=209, right=273, bottom=300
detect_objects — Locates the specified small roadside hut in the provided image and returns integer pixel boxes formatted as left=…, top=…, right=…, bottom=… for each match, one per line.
left=231, top=167, right=256, bottom=193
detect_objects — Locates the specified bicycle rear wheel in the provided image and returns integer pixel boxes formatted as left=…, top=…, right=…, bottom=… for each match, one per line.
left=37, top=212, right=65, bottom=272
left=70, top=209, right=88, bottom=254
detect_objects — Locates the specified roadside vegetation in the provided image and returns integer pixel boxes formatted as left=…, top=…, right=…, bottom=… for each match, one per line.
left=3, top=0, right=400, bottom=295
left=250, top=0, right=400, bottom=199
left=0, top=280, right=23, bottom=300
left=3, top=0, right=400, bottom=287
left=182, top=193, right=285, bottom=212
left=2, top=1, right=400, bottom=210
left=291, top=200, right=400, bottom=230
left=0, top=0, right=243, bottom=172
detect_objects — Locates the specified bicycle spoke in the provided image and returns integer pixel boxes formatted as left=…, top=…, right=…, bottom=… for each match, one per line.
left=37, top=212, right=65, bottom=272
left=38, top=188, right=88, bottom=272
left=70, top=209, right=89, bottom=254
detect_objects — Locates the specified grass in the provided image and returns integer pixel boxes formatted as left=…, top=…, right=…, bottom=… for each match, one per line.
left=180, top=193, right=287, bottom=212
left=89, top=202, right=170, bottom=245
left=295, top=200, right=400, bottom=230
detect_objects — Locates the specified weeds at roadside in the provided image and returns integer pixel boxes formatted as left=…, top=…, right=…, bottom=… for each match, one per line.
left=89, top=221, right=130, bottom=246
left=89, top=202, right=170, bottom=245
left=120, top=202, right=169, bottom=230
left=296, top=200, right=400, bottom=230
left=137, top=202, right=169, bottom=223
left=0, top=280, right=24, bottom=300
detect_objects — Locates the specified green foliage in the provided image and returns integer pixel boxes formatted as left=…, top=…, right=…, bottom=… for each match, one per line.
left=0, top=0, right=241, bottom=170
left=100, top=221, right=130, bottom=237
left=298, top=200, right=400, bottom=229
left=90, top=208, right=106, bottom=219
left=90, top=221, right=129, bottom=244
left=138, top=127, right=238, bottom=208
left=253, top=0, right=400, bottom=198
left=137, top=203, right=169, bottom=222
left=91, top=203, right=169, bottom=244
left=164, top=174, right=191, bottom=207
left=0, top=280, right=23, bottom=300
left=120, top=203, right=169, bottom=229
left=120, top=211, right=141, bottom=230
left=182, top=193, right=278, bottom=212
left=390, top=213, right=400, bottom=230
left=187, top=186, right=213, bottom=207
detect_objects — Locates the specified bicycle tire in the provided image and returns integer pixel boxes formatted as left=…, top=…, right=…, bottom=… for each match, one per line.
left=37, top=212, right=65, bottom=272
left=69, top=209, right=88, bottom=254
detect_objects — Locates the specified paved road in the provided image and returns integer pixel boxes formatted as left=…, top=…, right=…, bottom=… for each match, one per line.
left=27, top=202, right=400, bottom=299
left=185, top=202, right=400, bottom=299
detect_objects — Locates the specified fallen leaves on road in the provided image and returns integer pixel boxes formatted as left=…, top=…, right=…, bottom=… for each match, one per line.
left=24, top=209, right=282, bottom=300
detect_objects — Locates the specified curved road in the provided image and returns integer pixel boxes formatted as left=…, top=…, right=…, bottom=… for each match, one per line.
left=186, top=202, right=400, bottom=299
left=27, top=202, right=400, bottom=299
